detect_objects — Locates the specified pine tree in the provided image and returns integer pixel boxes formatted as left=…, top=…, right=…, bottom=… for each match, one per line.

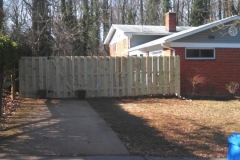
left=190, top=0, right=210, bottom=26
left=162, top=0, right=172, bottom=25
left=88, top=0, right=100, bottom=55
left=127, top=6, right=137, bottom=25
left=145, top=0, right=161, bottom=25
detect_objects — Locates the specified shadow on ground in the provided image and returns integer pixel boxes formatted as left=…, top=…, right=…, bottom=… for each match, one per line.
left=87, top=97, right=229, bottom=158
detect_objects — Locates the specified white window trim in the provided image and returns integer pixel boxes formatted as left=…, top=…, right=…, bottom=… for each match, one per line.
left=185, top=48, right=216, bottom=60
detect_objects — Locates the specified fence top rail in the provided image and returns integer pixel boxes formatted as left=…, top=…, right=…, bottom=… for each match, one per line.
left=20, top=55, right=180, bottom=59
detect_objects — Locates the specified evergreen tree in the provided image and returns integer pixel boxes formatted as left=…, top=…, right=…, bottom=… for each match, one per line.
left=190, top=0, right=210, bottom=26
left=0, top=0, right=2, bottom=30
left=162, top=0, right=172, bottom=24
left=88, top=0, right=100, bottom=55
left=127, top=6, right=137, bottom=25
left=81, top=0, right=90, bottom=56
left=145, top=0, right=161, bottom=25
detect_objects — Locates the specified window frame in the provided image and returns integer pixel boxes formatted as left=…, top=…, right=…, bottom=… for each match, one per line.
left=185, top=48, right=215, bottom=60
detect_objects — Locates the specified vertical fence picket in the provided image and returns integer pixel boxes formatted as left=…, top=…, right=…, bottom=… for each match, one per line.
left=140, top=57, right=146, bottom=95
left=166, top=57, right=170, bottom=94
left=115, top=57, right=120, bottom=97
left=163, top=57, right=167, bottom=94
left=39, top=57, right=43, bottom=90
left=77, top=57, right=81, bottom=92
left=175, top=56, right=180, bottom=96
left=152, top=57, right=157, bottom=95
left=169, top=56, right=174, bottom=94
left=127, top=57, right=132, bottom=96
left=55, top=57, right=60, bottom=97
left=121, top=57, right=126, bottom=96
left=83, top=57, right=88, bottom=96
left=31, top=58, right=36, bottom=97
left=19, top=58, right=24, bottom=97
left=147, top=57, right=153, bottom=94
left=109, top=57, right=114, bottom=96
left=103, top=57, right=108, bottom=97
left=158, top=57, right=164, bottom=94
left=46, top=57, right=50, bottom=98
left=135, top=57, right=141, bottom=96
left=71, top=56, right=75, bottom=97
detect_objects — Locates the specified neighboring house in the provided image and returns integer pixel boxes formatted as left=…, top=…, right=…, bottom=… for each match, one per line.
left=104, top=12, right=240, bottom=96
left=104, top=12, right=194, bottom=57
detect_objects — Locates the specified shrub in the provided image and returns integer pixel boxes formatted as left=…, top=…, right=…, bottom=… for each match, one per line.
left=226, top=82, right=239, bottom=95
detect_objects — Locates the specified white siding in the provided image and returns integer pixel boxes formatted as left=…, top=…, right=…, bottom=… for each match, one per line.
left=175, top=27, right=240, bottom=43
left=110, top=30, right=128, bottom=45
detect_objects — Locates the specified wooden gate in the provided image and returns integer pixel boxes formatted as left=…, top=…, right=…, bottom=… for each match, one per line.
left=19, top=56, right=180, bottom=98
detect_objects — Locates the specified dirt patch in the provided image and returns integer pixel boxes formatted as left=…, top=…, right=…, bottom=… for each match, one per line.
left=87, top=97, right=240, bottom=158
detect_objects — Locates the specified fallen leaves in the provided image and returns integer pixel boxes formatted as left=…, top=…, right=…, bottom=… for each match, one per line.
left=0, top=94, right=23, bottom=131
left=88, top=97, right=240, bottom=158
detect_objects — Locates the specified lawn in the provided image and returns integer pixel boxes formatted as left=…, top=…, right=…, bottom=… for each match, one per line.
left=87, top=97, right=240, bottom=158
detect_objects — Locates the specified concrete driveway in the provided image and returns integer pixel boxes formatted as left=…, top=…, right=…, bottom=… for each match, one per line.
left=0, top=99, right=129, bottom=156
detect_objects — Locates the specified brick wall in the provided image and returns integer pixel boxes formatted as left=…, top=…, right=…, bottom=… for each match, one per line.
left=174, top=47, right=240, bottom=96
left=109, top=38, right=129, bottom=56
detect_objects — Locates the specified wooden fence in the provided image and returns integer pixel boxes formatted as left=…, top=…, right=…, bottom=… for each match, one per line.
left=19, top=56, right=180, bottom=98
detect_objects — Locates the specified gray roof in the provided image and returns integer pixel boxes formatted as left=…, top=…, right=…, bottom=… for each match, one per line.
left=104, top=24, right=195, bottom=44
left=127, top=15, right=240, bottom=53
left=113, top=24, right=194, bottom=34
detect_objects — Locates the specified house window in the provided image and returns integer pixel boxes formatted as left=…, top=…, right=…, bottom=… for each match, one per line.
left=114, top=43, right=117, bottom=53
left=186, top=48, right=215, bottom=59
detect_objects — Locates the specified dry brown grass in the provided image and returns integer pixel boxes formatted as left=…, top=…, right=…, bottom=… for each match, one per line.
left=88, top=97, right=240, bottom=158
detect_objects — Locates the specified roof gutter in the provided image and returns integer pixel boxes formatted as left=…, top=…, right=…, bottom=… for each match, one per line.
left=161, top=43, right=175, bottom=56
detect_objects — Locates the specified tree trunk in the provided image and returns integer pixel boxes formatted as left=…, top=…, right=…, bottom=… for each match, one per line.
left=32, top=0, right=38, bottom=55
left=82, top=0, right=89, bottom=56
left=140, top=0, right=143, bottom=25
left=0, top=0, right=3, bottom=117
left=219, top=0, right=222, bottom=19
left=176, top=0, right=179, bottom=25
left=238, top=0, right=240, bottom=14
left=0, top=64, right=4, bottom=117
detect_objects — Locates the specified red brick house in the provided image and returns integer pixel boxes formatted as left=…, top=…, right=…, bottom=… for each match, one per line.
left=104, top=12, right=240, bottom=96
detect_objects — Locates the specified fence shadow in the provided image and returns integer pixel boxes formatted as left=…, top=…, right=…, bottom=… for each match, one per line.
left=87, top=97, right=228, bottom=158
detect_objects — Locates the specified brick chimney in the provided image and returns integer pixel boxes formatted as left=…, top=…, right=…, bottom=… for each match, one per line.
left=165, top=12, right=176, bottom=32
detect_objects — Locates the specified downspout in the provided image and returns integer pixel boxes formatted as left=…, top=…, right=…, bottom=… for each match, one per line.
left=161, top=43, right=175, bottom=56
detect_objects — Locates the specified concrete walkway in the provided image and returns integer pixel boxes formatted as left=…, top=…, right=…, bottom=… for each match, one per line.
left=0, top=99, right=129, bottom=156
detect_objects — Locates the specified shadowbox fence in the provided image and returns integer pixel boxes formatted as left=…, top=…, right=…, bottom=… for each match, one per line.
left=19, top=56, right=180, bottom=98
